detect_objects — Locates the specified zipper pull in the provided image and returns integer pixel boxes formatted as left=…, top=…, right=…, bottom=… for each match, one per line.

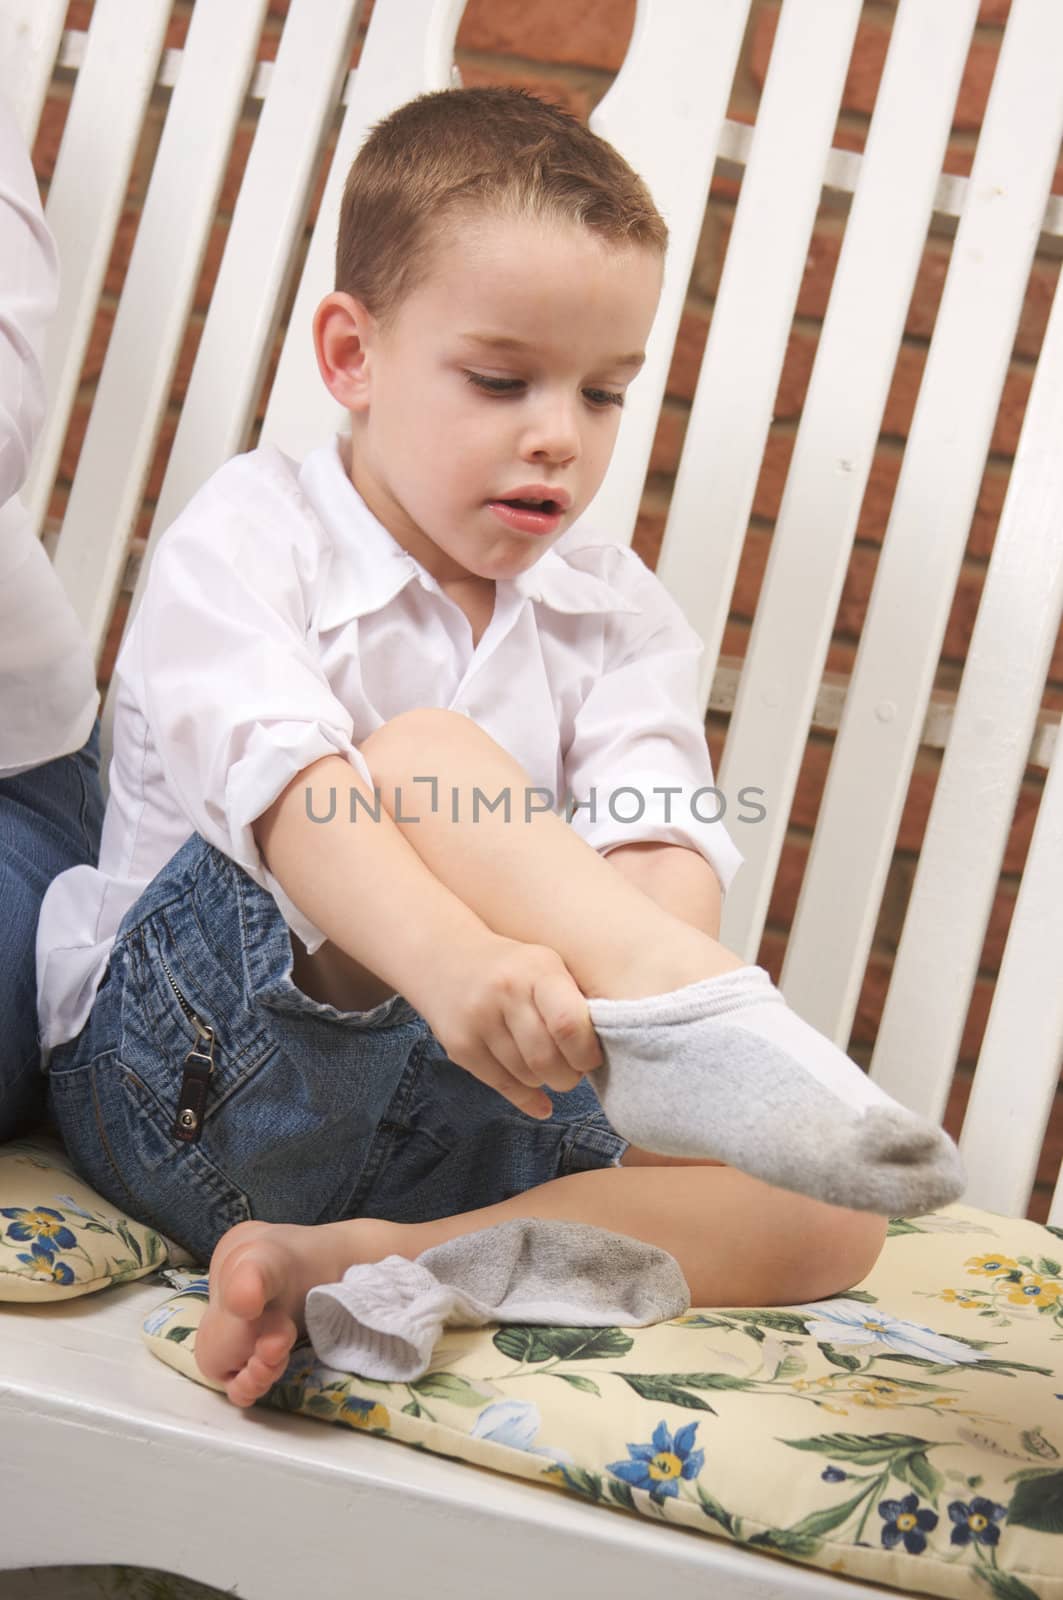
left=172, top=1024, right=215, bottom=1144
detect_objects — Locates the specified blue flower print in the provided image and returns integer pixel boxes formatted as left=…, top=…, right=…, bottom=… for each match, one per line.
left=879, top=1492, right=938, bottom=1554
left=608, top=1419, right=705, bottom=1504
left=16, top=1240, right=75, bottom=1284
left=948, top=1497, right=1007, bottom=1548
left=1, top=1206, right=76, bottom=1254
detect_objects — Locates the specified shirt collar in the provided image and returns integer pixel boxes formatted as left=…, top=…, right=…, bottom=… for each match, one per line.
left=297, top=434, right=641, bottom=629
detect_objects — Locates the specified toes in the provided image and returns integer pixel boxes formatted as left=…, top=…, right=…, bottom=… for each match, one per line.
left=223, top=1250, right=276, bottom=1321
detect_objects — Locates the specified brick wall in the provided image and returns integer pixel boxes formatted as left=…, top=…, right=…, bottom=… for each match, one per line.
left=32, top=0, right=1063, bottom=1219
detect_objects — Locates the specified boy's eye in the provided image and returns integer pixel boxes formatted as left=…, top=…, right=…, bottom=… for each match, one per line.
left=463, top=371, right=624, bottom=409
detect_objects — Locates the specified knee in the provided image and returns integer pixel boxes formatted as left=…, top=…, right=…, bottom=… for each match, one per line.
left=796, top=1205, right=889, bottom=1302
left=359, top=707, right=484, bottom=768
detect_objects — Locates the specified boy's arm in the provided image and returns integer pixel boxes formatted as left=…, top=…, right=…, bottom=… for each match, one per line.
left=604, top=840, right=723, bottom=941
left=251, top=752, right=495, bottom=1013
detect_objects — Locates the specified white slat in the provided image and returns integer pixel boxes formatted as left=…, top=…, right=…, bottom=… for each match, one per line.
left=121, top=0, right=360, bottom=642
left=960, top=718, right=1063, bottom=1223
left=873, top=255, right=1063, bottom=1133
left=714, top=0, right=978, bottom=966
left=52, top=0, right=271, bottom=660
left=0, top=0, right=66, bottom=146
left=777, top=0, right=1063, bottom=1070
left=654, top=0, right=863, bottom=719
left=21, top=0, right=171, bottom=536
left=575, top=0, right=752, bottom=548
left=260, top=0, right=466, bottom=461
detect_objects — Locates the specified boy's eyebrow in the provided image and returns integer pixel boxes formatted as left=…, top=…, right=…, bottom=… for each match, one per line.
left=459, top=332, right=646, bottom=371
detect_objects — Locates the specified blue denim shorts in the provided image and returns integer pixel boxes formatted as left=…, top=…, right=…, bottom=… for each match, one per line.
left=46, top=832, right=628, bottom=1263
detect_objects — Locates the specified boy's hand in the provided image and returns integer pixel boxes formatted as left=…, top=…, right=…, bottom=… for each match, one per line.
left=415, top=933, right=604, bottom=1120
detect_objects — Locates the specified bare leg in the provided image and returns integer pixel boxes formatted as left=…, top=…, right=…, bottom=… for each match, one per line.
left=197, top=709, right=887, bottom=1405
left=201, top=1163, right=884, bottom=1407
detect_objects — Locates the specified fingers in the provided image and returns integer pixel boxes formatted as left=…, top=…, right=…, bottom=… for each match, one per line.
left=530, top=970, right=603, bottom=1076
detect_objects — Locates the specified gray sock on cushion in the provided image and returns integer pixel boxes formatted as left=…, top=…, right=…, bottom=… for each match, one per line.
left=585, top=964, right=966, bottom=1218
left=304, top=1217, right=690, bottom=1381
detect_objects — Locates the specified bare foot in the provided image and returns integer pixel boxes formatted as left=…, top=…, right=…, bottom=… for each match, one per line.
left=196, top=1215, right=403, bottom=1408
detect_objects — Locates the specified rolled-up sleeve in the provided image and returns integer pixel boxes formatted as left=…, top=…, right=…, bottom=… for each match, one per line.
left=0, top=87, right=58, bottom=512
left=129, top=452, right=374, bottom=951
left=562, top=551, right=744, bottom=895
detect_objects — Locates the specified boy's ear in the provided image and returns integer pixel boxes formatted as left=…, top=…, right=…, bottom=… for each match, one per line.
left=312, top=292, right=374, bottom=412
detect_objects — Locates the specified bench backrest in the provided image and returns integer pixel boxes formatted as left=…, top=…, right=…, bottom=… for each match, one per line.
left=3, top=0, right=1061, bottom=1224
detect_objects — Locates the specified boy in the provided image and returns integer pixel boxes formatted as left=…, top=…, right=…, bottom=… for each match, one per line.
left=37, top=87, right=963, bottom=1409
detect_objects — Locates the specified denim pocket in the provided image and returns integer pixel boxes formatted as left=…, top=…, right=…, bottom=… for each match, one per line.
left=118, top=901, right=275, bottom=1132
left=47, top=1048, right=252, bottom=1261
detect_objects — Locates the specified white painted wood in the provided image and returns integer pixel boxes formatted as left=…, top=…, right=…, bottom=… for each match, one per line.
left=774, top=0, right=1063, bottom=1075
left=260, top=0, right=466, bottom=463
left=122, top=0, right=361, bottom=640
left=655, top=0, right=863, bottom=692
left=710, top=0, right=979, bottom=968
left=959, top=718, right=1063, bottom=1224
left=573, top=0, right=751, bottom=549
left=20, top=0, right=171, bottom=537
left=51, top=0, right=271, bottom=661
left=0, top=1279, right=898, bottom=1600
left=715, top=114, right=1063, bottom=249
left=876, top=249, right=1063, bottom=1142
left=0, top=0, right=66, bottom=145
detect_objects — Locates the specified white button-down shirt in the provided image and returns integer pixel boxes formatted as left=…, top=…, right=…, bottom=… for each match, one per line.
left=36, top=435, right=743, bottom=1055
left=0, top=88, right=98, bottom=775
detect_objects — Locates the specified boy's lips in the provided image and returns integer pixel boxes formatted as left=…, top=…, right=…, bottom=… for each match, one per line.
left=486, top=500, right=565, bottom=536
left=492, top=484, right=572, bottom=512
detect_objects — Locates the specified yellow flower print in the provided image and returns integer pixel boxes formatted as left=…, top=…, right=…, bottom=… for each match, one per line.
left=1005, top=1274, right=1061, bottom=1310
left=846, top=1378, right=908, bottom=1409
left=940, top=1289, right=984, bottom=1308
left=965, top=1253, right=1019, bottom=1277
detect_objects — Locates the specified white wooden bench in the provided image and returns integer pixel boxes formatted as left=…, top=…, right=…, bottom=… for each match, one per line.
left=2, top=0, right=1062, bottom=1595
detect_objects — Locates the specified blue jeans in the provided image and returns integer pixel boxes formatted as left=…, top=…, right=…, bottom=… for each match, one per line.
left=46, top=832, right=628, bottom=1263
left=0, top=718, right=105, bottom=1141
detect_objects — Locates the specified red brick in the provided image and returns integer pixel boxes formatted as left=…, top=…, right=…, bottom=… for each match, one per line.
left=165, top=9, right=190, bottom=50
left=665, top=307, right=710, bottom=403
left=751, top=429, right=793, bottom=523
left=97, top=593, right=130, bottom=690
left=979, top=0, right=1010, bottom=22
left=647, top=403, right=686, bottom=476
left=908, top=246, right=1057, bottom=365
left=169, top=316, right=205, bottom=406
left=144, top=411, right=179, bottom=502
left=979, top=878, right=1018, bottom=971
left=32, top=91, right=70, bottom=185
left=765, top=830, right=808, bottom=928
left=218, top=122, right=256, bottom=217
left=64, top=2, right=93, bottom=31
left=754, top=13, right=1001, bottom=133
left=456, top=0, right=637, bottom=74
left=58, top=396, right=89, bottom=486
left=687, top=201, right=733, bottom=304
left=192, top=217, right=229, bottom=314
left=80, top=302, right=114, bottom=384
left=631, top=507, right=664, bottom=570
left=729, top=526, right=771, bottom=621
left=773, top=330, right=1031, bottom=457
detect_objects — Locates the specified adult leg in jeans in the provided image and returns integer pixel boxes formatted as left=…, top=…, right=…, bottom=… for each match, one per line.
left=198, top=709, right=887, bottom=1407
left=0, top=719, right=105, bottom=1140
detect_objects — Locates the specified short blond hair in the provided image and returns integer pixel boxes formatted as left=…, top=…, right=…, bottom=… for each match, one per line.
left=335, top=85, right=668, bottom=334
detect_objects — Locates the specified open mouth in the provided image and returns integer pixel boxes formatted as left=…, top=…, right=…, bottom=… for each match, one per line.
left=498, top=497, right=562, bottom=513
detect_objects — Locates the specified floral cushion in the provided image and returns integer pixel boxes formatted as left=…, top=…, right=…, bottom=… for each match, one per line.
left=0, top=1135, right=169, bottom=1301
left=141, top=1202, right=1063, bottom=1600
